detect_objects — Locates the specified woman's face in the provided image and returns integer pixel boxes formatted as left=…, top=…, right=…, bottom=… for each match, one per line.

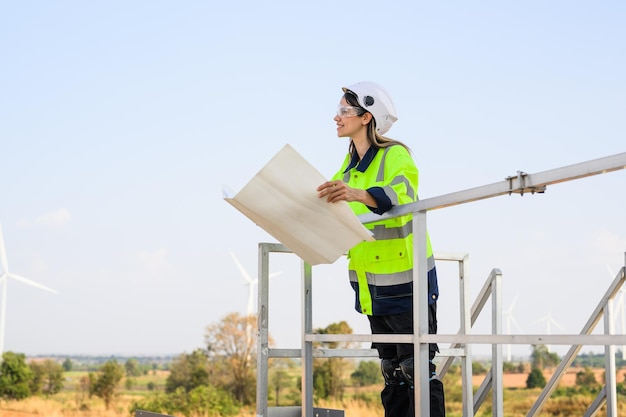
left=334, top=97, right=367, bottom=138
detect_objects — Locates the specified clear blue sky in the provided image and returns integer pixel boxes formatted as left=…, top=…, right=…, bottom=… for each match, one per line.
left=1, top=1, right=624, bottom=358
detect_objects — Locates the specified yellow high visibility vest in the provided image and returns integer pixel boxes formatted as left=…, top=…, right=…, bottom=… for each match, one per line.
left=332, top=145, right=436, bottom=316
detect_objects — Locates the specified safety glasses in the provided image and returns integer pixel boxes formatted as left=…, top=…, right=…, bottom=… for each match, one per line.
left=336, top=105, right=362, bottom=118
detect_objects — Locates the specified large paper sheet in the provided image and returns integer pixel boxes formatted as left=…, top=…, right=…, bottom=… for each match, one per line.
left=223, top=144, right=374, bottom=265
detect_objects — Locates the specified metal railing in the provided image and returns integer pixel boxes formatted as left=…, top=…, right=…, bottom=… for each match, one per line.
left=528, top=260, right=626, bottom=417
left=254, top=152, right=626, bottom=417
left=256, top=247, right=479, bottom=416
left=257, top=243, right=478, bottom=416
left=256, top=246, right=626, bottom=417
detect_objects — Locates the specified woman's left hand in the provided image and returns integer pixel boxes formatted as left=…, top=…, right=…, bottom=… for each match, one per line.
left=317, top=181, right=374, bottom=206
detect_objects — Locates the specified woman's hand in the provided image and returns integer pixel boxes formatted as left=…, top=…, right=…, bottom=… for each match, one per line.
left=317, top=181, right=377, bottom=207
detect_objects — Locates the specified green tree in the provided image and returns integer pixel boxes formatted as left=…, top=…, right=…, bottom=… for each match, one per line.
left=89, top=360, right=125, bottom=409
left=130, top=385, right=240, bottom=417
left=503, top=362, right=520, bottom=373
left=472, top=361, right=487, bottom=375
left=575, top=366, right=598, bottom=387
left=29, top=362, right=43, bottom=396
left=74, top=375, right=90, bottom=410
left=312, top=321, right=354, bottom=399
left=125, top=358, right=141, bottom=377
left=268, top=358, right=297, bottom=407
left=29, top=359, right=64, bottom=396
left=187, top=384, right=240, bottom=417
left=205, top=313, right=259, bottom=405
left=618, top=372, right=626, bottom=396
left=314, top=364, right=331, bottom=399
left=165, top=349, right=210, bottom=393
left=42, top=359, right=64, bottom=395
left=0, top=352, right=33, bottom=400
left=62, top=358, right=73, bottom=372
left=270, top=369, right=290, bottom=406
left=351, top=360, right=382, bottom=386
left=530, top=344, right=559, bottom=369
left=526, top=367, right=546, bottom=389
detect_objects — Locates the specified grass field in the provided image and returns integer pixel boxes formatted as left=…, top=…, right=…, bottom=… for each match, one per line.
left=1, top=367, right=625, bottom=417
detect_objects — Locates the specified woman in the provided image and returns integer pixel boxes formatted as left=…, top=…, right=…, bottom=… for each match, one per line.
left=317, top=82, right=445, bottom=417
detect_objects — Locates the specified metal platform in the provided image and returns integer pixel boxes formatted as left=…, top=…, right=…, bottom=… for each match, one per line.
left=268, top=406, right=344, bottom=417
left=135, top=411, right=175, bottom=417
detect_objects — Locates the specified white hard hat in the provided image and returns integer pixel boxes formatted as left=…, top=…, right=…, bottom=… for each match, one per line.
left=342, top=81, right=398, bottom=135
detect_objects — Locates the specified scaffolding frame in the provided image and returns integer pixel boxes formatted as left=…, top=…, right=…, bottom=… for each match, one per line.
left=255, top=152, right=626, bottom=417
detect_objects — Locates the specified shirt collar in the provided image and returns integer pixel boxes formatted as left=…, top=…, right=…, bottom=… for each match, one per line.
left=344, top=146, right=378, bottom=173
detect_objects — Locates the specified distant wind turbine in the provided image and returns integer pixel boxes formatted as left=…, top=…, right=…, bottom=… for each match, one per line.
left=230, top=252, right=281, bottom=357
left=532, top=311, right=565, bottom=352
left=503, top=295, right=522, bottom=361
left=0, top=223, right=58, bottom=356
left=230, top=252, right=281, bottom=316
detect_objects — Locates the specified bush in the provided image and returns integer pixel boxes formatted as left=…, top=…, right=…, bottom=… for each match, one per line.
left=89, top=360, right=125, bottom=409
left=29, top=359, right=64, bottom=396
left=526, top=367, right=546, bottom=389
left=472, top=361, right=487, bottom=375
left=165, top=350, right=210, bottom=394
left=575, top=366, right=598, bottom=388
left=131, top=385, right=240, bottom=417
left=0, top=352, right=33, bottom=400
left=351, top=360, right=382, bottom=386
left=503, top=361, right=526, bottom=373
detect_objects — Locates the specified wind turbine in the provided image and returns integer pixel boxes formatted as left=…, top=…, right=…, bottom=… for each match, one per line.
left=503, top=295, right=522, bottom=361
left=532, top=311, right=565, bottom=352
left=0, top=223, right=58, bottom=356
left=230, top=252, right=281, bottom=317
left=229, top=252, right=281, bottom=358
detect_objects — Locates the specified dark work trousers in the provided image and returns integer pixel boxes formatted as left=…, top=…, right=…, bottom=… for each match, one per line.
left=367, top=304, right=446, bottom=417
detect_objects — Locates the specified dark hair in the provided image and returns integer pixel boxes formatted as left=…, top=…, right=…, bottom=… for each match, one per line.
left=343, top=91, right=410, bottom=155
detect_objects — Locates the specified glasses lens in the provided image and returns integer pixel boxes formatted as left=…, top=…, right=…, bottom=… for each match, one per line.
left=337, top=106, right=358, bottom=118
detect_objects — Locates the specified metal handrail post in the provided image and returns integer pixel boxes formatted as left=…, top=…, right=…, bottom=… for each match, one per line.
left=459, top=254, right=474, bottom=417
left=413, top=210, right=431, bottom=417
left=599, top=251, right=624, bottom=417
left=603, top=298, right=617, bottom=417
left=491, top=269, right=504, bottom=417
left=256, top=242, right=294, bottom=417
left=301, top=261, right=314, bottom=417
left=256, top=243, right=271, bottom=417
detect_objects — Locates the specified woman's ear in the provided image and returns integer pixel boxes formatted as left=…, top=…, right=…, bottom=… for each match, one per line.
left=361, top=112, right=373, bottom=125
